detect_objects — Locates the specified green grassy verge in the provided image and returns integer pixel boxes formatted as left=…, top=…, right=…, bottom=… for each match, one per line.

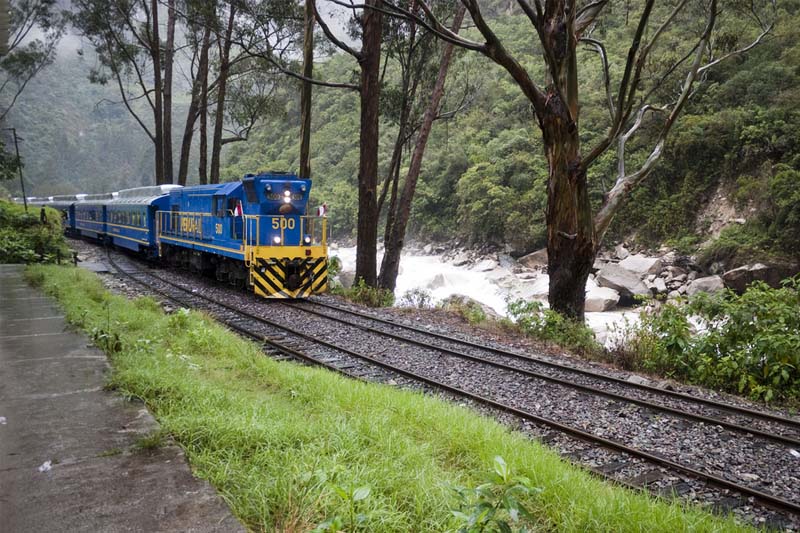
left=25, top=264, right=749, bottom=532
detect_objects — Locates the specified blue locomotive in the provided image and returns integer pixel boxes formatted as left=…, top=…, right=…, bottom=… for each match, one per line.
left=26, top=172, right=329, bottom=298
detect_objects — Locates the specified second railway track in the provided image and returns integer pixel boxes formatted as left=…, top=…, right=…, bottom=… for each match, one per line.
left=100, top=249, right=800, bottom=529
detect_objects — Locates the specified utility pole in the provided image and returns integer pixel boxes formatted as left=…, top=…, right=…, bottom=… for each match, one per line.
left=4, top=128, right=27, bottom=211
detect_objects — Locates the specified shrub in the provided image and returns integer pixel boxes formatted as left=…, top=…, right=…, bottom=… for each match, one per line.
left=506, top=300, right=600, bottom=355
left=0, top=200, right=69, bottom=263
left=398, top=288, right=434, bottom=309
left=618, top=278, right=800, bottom=402
left=332, top=279, right=395, bottom=308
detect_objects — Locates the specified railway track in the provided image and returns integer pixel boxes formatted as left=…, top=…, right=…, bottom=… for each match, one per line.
left=287, top=298, right=800, bottom=446
left=101, top=251, right=800, bottom=528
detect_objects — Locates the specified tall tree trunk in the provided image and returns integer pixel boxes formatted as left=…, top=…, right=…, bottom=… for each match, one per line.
left=210, top=5, right=236, bottom=184
left=354, top=0, right=382, bottom=286
left=542, top=94, right=595, bottom=321
left=198, top=27, right=211, bottom=185
left=162, top=0, right=175, bottom=184
left=178, top=26, right=212, bottom=186
left=299, top=0, right=314, bottom=179
left=378, top=6, right=465, bottom=291
left=151, top=0, right=165, bottom=185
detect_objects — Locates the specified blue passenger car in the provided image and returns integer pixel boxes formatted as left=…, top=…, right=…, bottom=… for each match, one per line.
left=75, top=193, right=115, bottom=239
left=106, top=185, right=181, bottom=256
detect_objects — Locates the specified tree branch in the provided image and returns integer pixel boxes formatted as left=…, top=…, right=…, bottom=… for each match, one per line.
left=312, top=0, right=362, bottom=58
left=594, top=0, right=718, bottom=240
left=580, top=37, right=614, bottom=121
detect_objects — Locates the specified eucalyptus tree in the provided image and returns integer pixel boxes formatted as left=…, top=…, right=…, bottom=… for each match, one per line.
left=374, top=0, right=774, bottom=319
left=71, top=0, right=177, bottom=184
left=177, top=0, right=216, bottom=186
left=311, top=0, right=384, bottom=286
left=0, top=0, right=66, bottom=121
left=378, top=3, right=467, bottom=291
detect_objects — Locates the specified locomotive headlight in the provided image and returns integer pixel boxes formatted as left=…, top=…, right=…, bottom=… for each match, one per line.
left=283, top=196, right=291, bottom=204
left=283, top=190, right=291, bottom=197
left=273, top=236, right=282, bottom=244
left=300, top=185, right=306, bottom=192
left=303, top=235, right=312, bottom=245
left=265, top=184, right=272, bottom=191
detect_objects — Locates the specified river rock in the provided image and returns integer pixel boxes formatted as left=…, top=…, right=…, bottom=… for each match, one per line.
left=427, top=273, right=447, bottom=290
left=452, top=251, right=471, bottom=267
left=473, top=258, right=499, bottom=272
left=686, top=275, right=725, bottom=296
left=338, top=270, right=355, bottom=289
left=518, top=248, right=548, bottom=269
left=722, top=263, right=786, bottom=293
left=440, top=294, right=501, bottom=320
left=614, top=244, right=630, bottom=260
left=596, top=264, right=650, bottom=301
left=619, top=254, right=663, bottom=277
left=653, top=277, right=667, bottom=294
left=423, top=244, right=433, bottom=254
left=585, top=286, right=620, bottom=312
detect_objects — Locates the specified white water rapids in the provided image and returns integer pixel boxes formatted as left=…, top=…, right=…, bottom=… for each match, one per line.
left=331, top=245, right=640, bottom=346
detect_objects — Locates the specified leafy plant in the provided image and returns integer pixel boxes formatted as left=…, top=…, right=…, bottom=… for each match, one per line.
left=451, top=456, right=542, bottom=533
left=313, top=484, right=372, bottom=533
left=506, top=299, right=600, bottom=355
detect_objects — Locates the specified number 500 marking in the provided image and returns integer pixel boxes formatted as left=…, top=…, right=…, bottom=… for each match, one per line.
left=272, top=218, right=296, bottom=230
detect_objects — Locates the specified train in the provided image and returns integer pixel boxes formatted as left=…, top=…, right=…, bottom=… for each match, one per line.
left=20, top=172, right=329, bottom=298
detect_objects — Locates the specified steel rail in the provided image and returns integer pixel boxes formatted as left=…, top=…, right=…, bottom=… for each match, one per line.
left=301, top=298, right=800, bottom=430
left=106, top=259, right=800, bottom=516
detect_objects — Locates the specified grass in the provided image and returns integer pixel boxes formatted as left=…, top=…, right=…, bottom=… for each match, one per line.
left=25, top=264, right=751, bottom=532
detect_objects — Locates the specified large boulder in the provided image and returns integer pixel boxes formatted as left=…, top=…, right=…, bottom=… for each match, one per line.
left=584, top=286, right=620, bottom=312
left=440, top=294, right=501, bottom=320
left=518, top=248, right=548, bottom=270
left=686, top=275, right=725, bottom=296
left=596, top=264, right=650, bottom=302
left=722, top=263, right=787, bottom=293
left=619, top=254, right=663, bottom=277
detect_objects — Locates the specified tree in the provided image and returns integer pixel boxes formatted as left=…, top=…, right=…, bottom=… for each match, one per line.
left=378, top=0, right=773, bottom=320
left=313, top=0, right=383, bottom=286
left=0, top=0, right=66, bottom=121
left=378, top=3, right=466, bottom=291
left=177, top=0, right=215, bottom=186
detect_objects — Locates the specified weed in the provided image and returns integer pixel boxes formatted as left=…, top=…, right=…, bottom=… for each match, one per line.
left=98, top=448, right=122, bottom=457
left=26, top=264, right=750, bottom=532
left=135, top=431, right=166, bottom=451
left=616, top=277, right=800, bottom=402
